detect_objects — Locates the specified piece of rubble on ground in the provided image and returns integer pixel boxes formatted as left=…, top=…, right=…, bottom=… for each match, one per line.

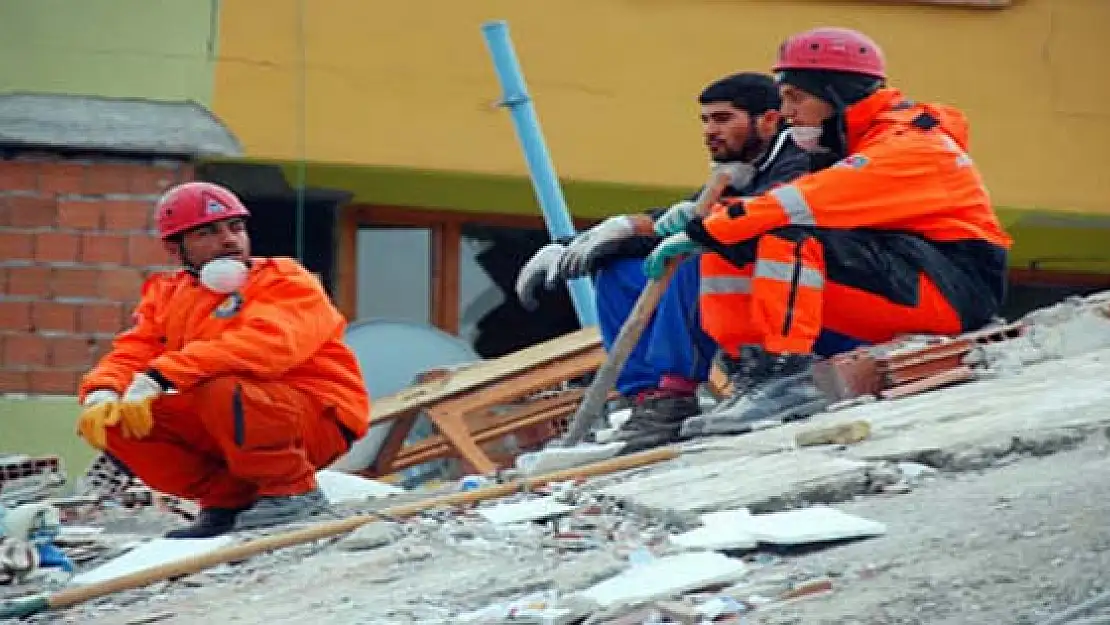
left=2, top=290, right=1110, bottom=624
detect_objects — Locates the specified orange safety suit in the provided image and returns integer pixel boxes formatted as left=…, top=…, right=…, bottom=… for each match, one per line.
left=686, top=88, right=1013, bottom=356
left=78, top=257, right=370, bottom=509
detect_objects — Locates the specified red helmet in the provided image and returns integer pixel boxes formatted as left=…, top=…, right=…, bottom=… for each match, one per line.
left=155, top=182, right=251, bottom=240
left=772, top=27, right=886, bottom=80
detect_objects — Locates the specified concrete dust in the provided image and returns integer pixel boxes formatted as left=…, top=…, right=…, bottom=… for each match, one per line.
left=750, top=438, right=1110, bottom=625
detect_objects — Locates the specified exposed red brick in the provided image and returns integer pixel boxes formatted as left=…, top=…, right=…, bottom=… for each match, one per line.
left=0, top=301, right=32, bottom=332
left=0, top=230, right=34, bottom=259
left=91, top=337, right=115, bottom=362
left=99, top=268, right=145, bottom=301
left=7, top=266, right=52, bottom=298
left=83, top=164, right=134, bottom=196
left=51, top=267, right=101, bottom=299
left=129, top=167, right=177, bottom=195
left=0, top=369, right=29, bottom=394
left=57, top=199, right=103, bottom=230
left=3, top=334, right=48, bottom=367
left=33, top=231, right=81, bottom=263
left=0, top=161, right=39, bottom=191
left=6, top=196, right=56, bottom=228
left=78, top=302, right=124, bottom=334
left=127, top=234, right=170, bottom=267
left=31, top=301, right=77, bottom=335
left=31, top=301, right=78, bottom=333
left=175, top=164, right=195, bottom=184
left=28, top=370, right=79, bottom=395
left=38, top=162, right=86, bottom=196
left=80, top=233, right=129, bottom=265
left=101, top=200, right=152, bottom=231
left=49, top=335, right=95, bottom=368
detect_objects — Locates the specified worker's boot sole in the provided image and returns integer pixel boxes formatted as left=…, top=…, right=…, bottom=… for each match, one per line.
left=165, top=507, right=243, bottom=539
left=234, top=489, right=329, bottom=531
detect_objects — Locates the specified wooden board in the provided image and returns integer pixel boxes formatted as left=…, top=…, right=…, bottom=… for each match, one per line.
left=371, top=327, right=602, bottom=422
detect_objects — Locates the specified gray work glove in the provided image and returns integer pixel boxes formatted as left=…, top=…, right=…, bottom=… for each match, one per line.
left=555, top=216, right=636, bottom=281
left=515, top=243, right=567, bottom=310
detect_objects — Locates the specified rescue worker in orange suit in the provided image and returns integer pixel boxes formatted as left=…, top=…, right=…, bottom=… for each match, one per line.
left=517, top=73, right=818, bottom=453
left=644, top=27, right=1012, bottom=436
left=75, top=182, right=370, bottom=538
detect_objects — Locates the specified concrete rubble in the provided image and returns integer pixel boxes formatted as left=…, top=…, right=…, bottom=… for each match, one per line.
left=1, top=290, right=1109, bottom=624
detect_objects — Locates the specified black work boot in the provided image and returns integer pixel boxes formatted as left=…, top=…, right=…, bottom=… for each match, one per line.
left=681, top=348, right=829, bottom=438
left=165, top=507, right=243, bottom=539
left=233, top=488, right=329, bottom=531
left=707, top=345, right=772, bottom=415
left=612, top=392, right=701, bottom=454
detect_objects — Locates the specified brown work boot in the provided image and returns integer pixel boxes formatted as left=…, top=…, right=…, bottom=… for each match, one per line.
left=613, top=392, right=701, bottom=454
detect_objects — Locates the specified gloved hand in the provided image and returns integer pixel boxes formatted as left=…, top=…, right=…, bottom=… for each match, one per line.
left=555, top=216, right=636, bottom=280
left=718, top=161, right=756, bottom=191
left=117, top=372, right=164, bottom=440
left=115, top=400, right=155, bottom=441
left=76, top=403, right=122, bottom=451
left=643, top=233, right=702, bottom=279
left=514, top=243, right=568, bottom=311
left=653, top=200, right=698, bottom=237
left=82, top=389, right=119, bottom=407
left=123, top=372, right=163, bottom=402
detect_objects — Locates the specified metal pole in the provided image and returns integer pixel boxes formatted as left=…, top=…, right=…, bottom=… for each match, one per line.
left=480, top=20, right=598, bottom=327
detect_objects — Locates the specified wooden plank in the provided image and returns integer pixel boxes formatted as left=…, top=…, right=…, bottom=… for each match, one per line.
left=371, top=327, right=603, bottom=421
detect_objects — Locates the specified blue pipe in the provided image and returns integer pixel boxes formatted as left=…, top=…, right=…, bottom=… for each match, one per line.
left=480, top=20, right=599, bottom=327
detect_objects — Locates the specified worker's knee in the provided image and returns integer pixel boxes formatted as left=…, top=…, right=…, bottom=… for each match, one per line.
left=187, top=376, right=241, bottom=403
left=156, top=376, right=245, bottom=437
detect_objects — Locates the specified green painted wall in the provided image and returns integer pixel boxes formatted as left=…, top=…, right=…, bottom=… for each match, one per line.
left=0, top=0, right=218, bottom=104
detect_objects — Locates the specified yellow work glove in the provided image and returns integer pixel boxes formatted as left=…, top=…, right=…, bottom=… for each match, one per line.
left=115, top=399, right=155, bottom=441
left=76, top=403, right=122, bottom=451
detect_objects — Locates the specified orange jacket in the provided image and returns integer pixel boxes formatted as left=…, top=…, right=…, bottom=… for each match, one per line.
left=79, top=258, right=371, bottom=438
left=694, top=88, right=1012, bottom=250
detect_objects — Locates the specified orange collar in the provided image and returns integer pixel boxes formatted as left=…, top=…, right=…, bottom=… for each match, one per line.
left=843, top=88, right=909, bottom=150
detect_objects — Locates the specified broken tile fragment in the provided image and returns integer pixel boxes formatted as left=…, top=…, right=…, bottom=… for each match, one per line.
left=743, top=506, right=886, bottom=546
left=580, top=551, right=747, bottom=608
left=477, top=498, right=576, bottom=525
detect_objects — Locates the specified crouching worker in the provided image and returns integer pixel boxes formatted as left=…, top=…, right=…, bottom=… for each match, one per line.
left=75, top=182, right=371, bottom=538
left=645, top=27, right=1013, bottom=436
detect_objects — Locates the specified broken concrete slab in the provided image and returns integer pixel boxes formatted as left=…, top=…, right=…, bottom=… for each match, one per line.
left=514, top=442, right=625, bottom=476
left=685, top=345, right=1110, bottom=470
left=579, top=551, right=747, bottom=608
left=670, top=508, right=757, bottom=553
left=336, top=522, right=400, bottom=551
left=670, top=523, right=757, bottom=553
left=742, top=505, right=886, bottom=546
left=595, top=450, right=870, bottom=518
left=477, top=498, right=576, bottom=525
left=315, top=470, right=403, bottom=504
left=70, top=536, right=235, bottom=586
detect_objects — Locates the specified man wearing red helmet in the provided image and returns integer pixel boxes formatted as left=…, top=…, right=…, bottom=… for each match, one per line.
left=75, top=182, right=371, bottom=538
left=645, top=27, right=1013, bottom=436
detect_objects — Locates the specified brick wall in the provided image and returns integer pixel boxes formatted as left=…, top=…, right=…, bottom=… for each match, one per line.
left=0, top=154, right=194, bottom=395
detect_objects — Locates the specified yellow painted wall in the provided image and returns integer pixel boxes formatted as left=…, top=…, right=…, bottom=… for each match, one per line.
left=213, top=0, right=1109, bottom=215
